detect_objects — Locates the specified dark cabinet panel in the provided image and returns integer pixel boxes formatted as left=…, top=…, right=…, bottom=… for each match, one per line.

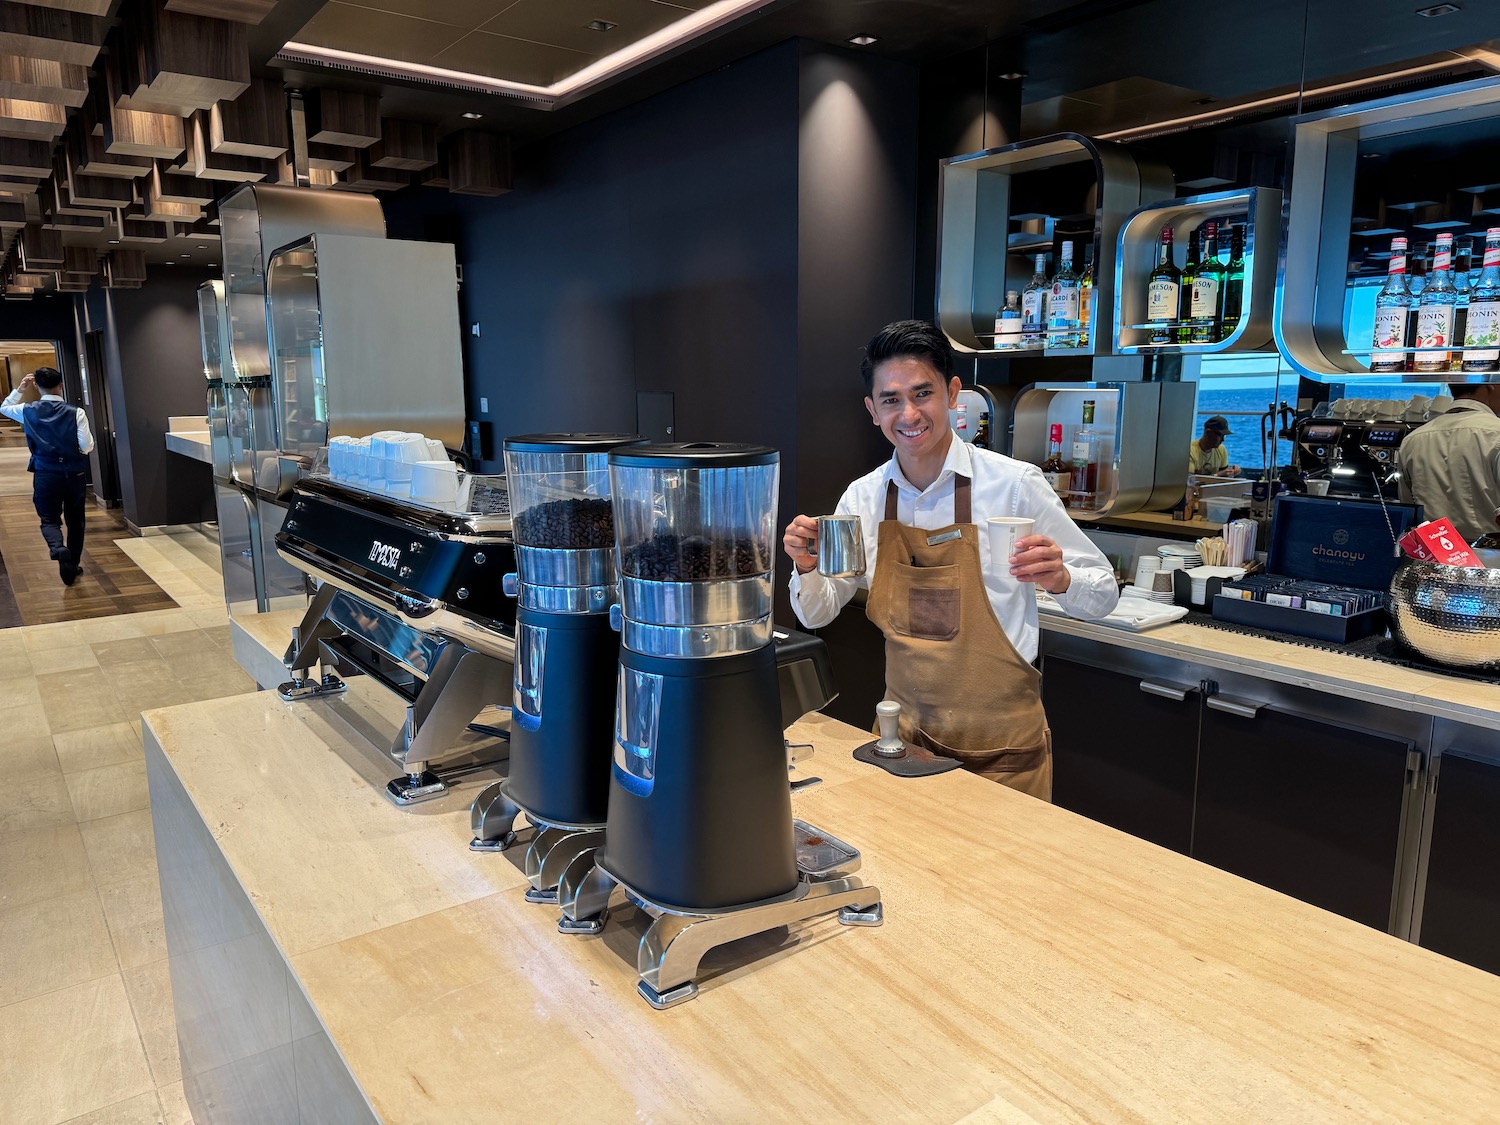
left=1195, top=703, right=1411, bottom=930
left=1045, top=656, right=1200, bottom=854
left=1418, top=750, right=1500, bottom=975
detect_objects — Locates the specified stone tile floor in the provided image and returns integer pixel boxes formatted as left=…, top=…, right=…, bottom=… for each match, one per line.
left=0, top=527, right=253, bottom=1125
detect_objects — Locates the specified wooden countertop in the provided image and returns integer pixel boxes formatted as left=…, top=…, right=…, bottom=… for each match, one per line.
left=1081, top=509, right=1226, bottom=536
left=1040, top=610, right=1500, bottom=731
left=143, top=685, right=1500, bottom=1122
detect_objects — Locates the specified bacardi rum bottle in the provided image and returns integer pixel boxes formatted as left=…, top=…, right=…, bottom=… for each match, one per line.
left=1415, top=232, right=1457, bottom=373
left=1046, top=240, right=1081, bottom=348
left=1462, top=227, right=1500, bottom=373
left=1146, top=227, right=1180, bottom=346
left=1370, top=236, right=1413, bottom=374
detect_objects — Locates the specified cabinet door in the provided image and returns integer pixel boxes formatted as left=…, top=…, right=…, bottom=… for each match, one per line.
left=1195, top=700, right=1412, bottom=930
left=1044, top=656, right=1200, bottom=854
left=1417, top=749, right=1500, bottom=975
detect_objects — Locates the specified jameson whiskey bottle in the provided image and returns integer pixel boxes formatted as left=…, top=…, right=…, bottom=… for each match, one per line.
left=1146, top=227, right=1180, bottom=346
left=1189, top=220, right=1224, bottom=344
left=1177, top=227, right=1200, bottom=343
left=1463, top=227, right=1500, bottom=373
left=1220, top=225, right=1245, bottom=337
left=1370, top=236, right=1413, bottom=374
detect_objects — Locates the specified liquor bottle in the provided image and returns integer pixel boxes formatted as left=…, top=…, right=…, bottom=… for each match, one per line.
left=994, top=290, right=1023, bottom=350
left=1040, top=422, right=1072, bottom=500
left=1189, top=220, right=1224, bottom=344
left=1071, top=399, right=1101, bottom=508
left=1452, top=240, right=1473, bottom=373
left=1047, top=240, right=1082, bottom=348
left=1021, top=253, right=1049, bottom=347
left=1462, top=227, right=1500, bottom=373
left=1146, top=227, right=1180, bottom=346
left=1220, top=225, right=1245, bottom=337
left=1078, top=243, right=1094, bottom=348
left=1405, top=243, right=1429, bottom=370
left=1177, top=227, right=1200, bottom=344
left=1369, top=236, right=1413, bottom=374
left=1415, top=232, right=1457, bottom=373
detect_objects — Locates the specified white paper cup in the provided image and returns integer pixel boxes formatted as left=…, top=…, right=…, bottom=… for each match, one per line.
left=987, top=517, right=1035, bottom=565
left=1305, top=479, right=1331, bottom=497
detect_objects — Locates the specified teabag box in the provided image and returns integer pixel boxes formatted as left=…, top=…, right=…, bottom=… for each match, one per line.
left=1211, top=494, right=1424, bottom=643
left=1398, top=518, right=1482, bottom=567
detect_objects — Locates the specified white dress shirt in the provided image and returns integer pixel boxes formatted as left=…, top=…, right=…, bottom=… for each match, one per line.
left=0, top=391, right=96, bottom=456
left=789, top=433, right=1119, bottom=662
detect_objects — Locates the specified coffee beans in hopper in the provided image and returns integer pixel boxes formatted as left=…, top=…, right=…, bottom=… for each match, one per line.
left=513, top=498, right=615, bottom=549
left=621, top=533, right=767, bottom=580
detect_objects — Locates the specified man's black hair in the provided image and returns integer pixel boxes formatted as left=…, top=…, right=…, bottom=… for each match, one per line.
left=860, top=320, right=954, bottom=396
left=33, top=367, right=63, bottom=391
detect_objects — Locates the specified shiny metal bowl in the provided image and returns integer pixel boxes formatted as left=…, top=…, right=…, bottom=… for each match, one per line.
left=1389, top=561, right=1500, bottom=669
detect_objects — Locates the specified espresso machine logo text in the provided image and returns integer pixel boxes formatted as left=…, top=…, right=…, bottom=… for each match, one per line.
left=368, top=541, right=402, bottom=570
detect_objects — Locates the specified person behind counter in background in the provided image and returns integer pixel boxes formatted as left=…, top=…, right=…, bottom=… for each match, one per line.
left=1189, top=415, right=1240, bottom=477
left=781, top=320, right=1118, bottom=800
left=1399, top=383, right=1500, bottom=543
left=0, top=368, right=95, bottom=586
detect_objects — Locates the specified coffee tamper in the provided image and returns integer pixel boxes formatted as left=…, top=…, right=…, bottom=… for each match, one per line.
left=873, top=700, right=906, bottom=758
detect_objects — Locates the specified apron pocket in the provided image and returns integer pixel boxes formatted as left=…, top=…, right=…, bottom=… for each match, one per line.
left=915, top=726, right=1048, bottom=776
left=900, top=586, right=960, bottom=641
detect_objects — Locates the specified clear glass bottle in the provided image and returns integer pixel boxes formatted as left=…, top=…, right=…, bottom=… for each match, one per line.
left=1040, top=422, right=1071, bottom=501
left=1146, top=227, right=1180, bottom=346
left=1452, top=240, right=1473, bottom=373
left=1189, top=220, right=1224, bottom=344
left=1047, top=240, right=1081, bottom=349
left=1021, top=253, right=1049, bottom=348
left=994, top=290, right=1023, bottom=351
left=1369, top=236, right=1413, bottom=374
left=1220, top=225, right=1245, bottom=338
left=1078, top=243, right=1094, bottom=348
left=1462, top=227, right=1500, bottom=374
left=1415, top=232, right=1457, bottom=373
left=1405, top=242, right=1429, bottom=370
left=1070, top=399, right=1100, bottom=509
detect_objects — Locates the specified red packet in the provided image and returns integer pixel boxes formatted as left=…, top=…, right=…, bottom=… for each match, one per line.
left=1404, top=519, right=1481, bottom=567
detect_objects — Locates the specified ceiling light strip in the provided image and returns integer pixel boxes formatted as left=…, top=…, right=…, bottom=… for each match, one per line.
left=277, top=0, right=779, bottom=111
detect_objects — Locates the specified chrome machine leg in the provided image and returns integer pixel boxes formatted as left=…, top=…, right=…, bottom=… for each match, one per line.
left=385, top=643, right=511, bottom=805
left=469, top=780, right=524, bottom=851
left=524, top=826, right=605, bottom=904
left=556, top=860, right=620, bottom=936
left=278, top=583, right=349, bottom=701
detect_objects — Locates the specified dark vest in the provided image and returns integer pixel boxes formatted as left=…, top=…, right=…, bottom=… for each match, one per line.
left=21, top=399, right=88, bottom=475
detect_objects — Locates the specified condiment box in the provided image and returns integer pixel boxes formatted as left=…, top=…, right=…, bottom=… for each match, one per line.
left=1210, top=495, right=1423, bottom=643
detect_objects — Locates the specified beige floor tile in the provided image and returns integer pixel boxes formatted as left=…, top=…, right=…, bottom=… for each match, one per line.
left=187, top=605, right=229, bottom=629
left=79, top=807, right=156, bottom=887
left=6, top=700, right=50, bottom=737
left=5, top=731, right=61, bottom=783
left=0, top=630, right=31, bottom=666
left=0, top=973, right=154, bottom=1124
left=178, top=666, right=259, bottom=703
left=38, top=669, right=128, bottom=734
left=100, top=657, right=179, bottom=693
left=53, top=721, right=145, bottom=775
left=0, top=672, right=42, bottom=711
left=122, top=959, right=181, bottom=1087
left=0, top=887, right=118, bottom=1007
left=155, top=1082, right=192, bottom=1125
left=73, top=616, right=149, bottom=644
left=99, top=874, right=167, bottom=970
left=202, top=623, right=232, bottom=650
left=20, top=620, right=83, bottom=652
left=92, top=637, right=162, bottom=665
left=66, top=759, right=150, bottom=823
left=115, top=679, right=200, bottom=716
left=150, top=629, right=221, bottom=661
left=0, top=823, right=93, bottom=911
left=59, top=1088, right=164, bottom=1125
left=0, top=771, right=76, bottom=836
left=26, top=643, right=100, bottom=675
left=132, top=610, right=199, bottom=637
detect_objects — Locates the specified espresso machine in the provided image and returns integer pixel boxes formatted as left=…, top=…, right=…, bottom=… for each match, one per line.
left=469, top=434, right=644, bottom=901
left=556, top=443, right=882, bottom=1010
left=1293, top=418, right=1416, bottom=498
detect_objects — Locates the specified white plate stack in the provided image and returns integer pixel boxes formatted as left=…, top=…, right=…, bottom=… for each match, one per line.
left=1158, top=543, right=1203, bottom=570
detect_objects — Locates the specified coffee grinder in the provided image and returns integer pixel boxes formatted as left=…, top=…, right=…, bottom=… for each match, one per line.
left=557, top=443, right=882, bottom=1010
left=469, top=434, right=644, bottom=901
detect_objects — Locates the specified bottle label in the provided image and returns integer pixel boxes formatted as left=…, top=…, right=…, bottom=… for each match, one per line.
left=1434, top=249, right=1452, bottom=271
left=997, top=315, right=1022, bottom=338
left=1389, top=255, right=1406, bottom=274
left=1416, top=305, right=1455, bottom=349
left=1071, top=441, right=1091, bottom=463
left=1043, top=470, right=1071, bottom=495
left=1022, top=291, right=1046, bottom=328
left=1486, top=247, right=1500, bottom=268
left=1371, top=307, right=1407, bottom=352
left=1147, top=280, right=1178, bottom=320
left=1049, top=287, right=1080, bottom=324
left=1464, top=302, right=1500, bottom=360
left=1190, top=277, right=1220, bottom=318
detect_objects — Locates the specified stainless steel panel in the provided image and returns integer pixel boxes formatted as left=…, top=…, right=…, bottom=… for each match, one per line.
left=518, top=583, right=616, bottom=614
left=515, top=545, right=615, bottom=588
left=622, top=615, right=773, bottom=658
left=326, top=590, right=443, bottom=678
left=620, top=573, right=772, bottom=627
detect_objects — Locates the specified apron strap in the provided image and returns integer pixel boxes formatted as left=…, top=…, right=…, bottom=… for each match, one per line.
left=954, top=474, right=972, bottom=525
left=884, top=479, right=899, bottom=521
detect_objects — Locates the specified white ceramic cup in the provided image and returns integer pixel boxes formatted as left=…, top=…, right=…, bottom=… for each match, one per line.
left=987, top=517, right=1035, bottom=567
left=1305, top=479, right=1331, bottom=497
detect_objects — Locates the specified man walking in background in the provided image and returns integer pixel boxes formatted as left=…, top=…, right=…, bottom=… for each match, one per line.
left=1, top=367, right=95, bottom=585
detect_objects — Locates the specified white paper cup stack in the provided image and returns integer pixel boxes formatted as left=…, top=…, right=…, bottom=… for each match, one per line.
left=1133, top=554, right=1160, bottom=590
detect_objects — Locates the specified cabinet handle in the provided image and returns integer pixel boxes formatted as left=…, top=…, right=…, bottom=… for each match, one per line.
left=1206, top=695, right=1262, bottom=719
left=1139, top=680, right=1192, bottom=702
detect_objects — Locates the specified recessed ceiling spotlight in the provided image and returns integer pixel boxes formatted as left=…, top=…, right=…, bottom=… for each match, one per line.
left=108, top=239, right=120, bottom=244
left=848, top=34, right=878, bottom=46
left=1416, top=2, right=1460, bottom=14
left=180, top=252, right=190, bottom=258
left=1362, top=152, right=1384, bottom=158
left=162, top=260, right=175, bottom=265
left=461, top=111, right=483, bottom=120
left=587, top=20, right=616, bottom=31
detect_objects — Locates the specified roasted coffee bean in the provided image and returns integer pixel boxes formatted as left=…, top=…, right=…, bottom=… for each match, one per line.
left=620, top=533, right=769, bottom=580
left=513, top=497, right=615, bottom=549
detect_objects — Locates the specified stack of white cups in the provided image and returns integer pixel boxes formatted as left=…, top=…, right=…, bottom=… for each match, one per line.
left=327, top=433, right=454, bottom=499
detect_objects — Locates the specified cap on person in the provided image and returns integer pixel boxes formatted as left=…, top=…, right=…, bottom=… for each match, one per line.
left=1204, top=415, right=1233, bottom=436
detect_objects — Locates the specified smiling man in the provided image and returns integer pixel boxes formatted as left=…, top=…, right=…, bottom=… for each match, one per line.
left=782, top=320, right=1118, bottom=799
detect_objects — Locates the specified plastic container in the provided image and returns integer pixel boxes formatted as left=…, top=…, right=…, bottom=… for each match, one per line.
left=1202, top=496, right=1240, bottom=524
left=503, top=434, right=643, bottom=551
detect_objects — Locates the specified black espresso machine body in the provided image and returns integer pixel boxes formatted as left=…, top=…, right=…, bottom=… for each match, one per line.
left=1294, top=417, right=1418, bottom=498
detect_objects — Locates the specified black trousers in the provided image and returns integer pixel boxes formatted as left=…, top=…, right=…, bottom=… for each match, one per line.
left=33, top=470, right=87, bottom=566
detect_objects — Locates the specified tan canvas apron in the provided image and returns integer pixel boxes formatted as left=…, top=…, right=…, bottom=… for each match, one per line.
left=865, top=477, right=1053, bottom=800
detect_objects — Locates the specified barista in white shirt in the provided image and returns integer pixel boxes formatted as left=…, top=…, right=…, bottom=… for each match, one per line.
left=783, top=321, right=1117, bottom=799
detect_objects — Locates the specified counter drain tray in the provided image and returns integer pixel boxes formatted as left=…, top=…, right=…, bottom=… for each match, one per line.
left=794, top=819, right=860, bottom=878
